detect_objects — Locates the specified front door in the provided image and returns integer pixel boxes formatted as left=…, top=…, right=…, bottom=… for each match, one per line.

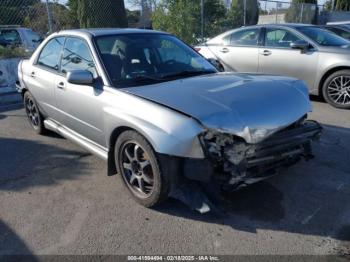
left=258, top=27, right=319, bottom=91
left=55, top=37, right=105, bottom=146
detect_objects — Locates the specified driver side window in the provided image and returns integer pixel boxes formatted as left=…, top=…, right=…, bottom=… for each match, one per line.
left=265, top=28, right=301, bottom=48
left=61, top=37, right=97, bottom=77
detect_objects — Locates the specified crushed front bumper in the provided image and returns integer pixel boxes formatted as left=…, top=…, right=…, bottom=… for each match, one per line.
left=200, top=120, right=322, bottom=190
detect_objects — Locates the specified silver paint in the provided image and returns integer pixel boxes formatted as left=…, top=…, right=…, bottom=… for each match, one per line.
left=18, top=29, right=313, bottom=161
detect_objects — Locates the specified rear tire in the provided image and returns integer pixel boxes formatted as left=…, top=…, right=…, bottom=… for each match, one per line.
left=23, top=91, right=46, bottom=135
left=322, top=70, right=350, bottom=109
left=115, top=130, right=170, bottom=207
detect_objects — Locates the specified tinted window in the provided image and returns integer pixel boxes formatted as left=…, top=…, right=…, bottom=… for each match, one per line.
left=228, top=28, right=260, bottom=46
left=326, top=27, right=350, bottom=40
left=0, top=29, right=21, bottom=44
left=37, top=37, right=65, bottom=71
left=265, top=28, right=301, bottom=48
left=298, top=26, right=350, bottom=46
left=61, top=38, right=97, bottom=77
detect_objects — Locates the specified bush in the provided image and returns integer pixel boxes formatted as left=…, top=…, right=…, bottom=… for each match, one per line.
left=0, top=46, right=28, bottom=59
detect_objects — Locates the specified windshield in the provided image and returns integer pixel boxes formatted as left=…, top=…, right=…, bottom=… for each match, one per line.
left=297, top=26, right=350, bottom=46
left=95, top=33, right=216, bottom=87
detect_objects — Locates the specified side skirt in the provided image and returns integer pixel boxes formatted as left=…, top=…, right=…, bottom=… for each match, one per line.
left=44, top=119, right=108, bottom=161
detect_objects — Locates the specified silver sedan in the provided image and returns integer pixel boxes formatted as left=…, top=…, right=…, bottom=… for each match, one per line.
left=17, top=29, right=321, bottom=211
left=196, top=24, right=350, bottom=109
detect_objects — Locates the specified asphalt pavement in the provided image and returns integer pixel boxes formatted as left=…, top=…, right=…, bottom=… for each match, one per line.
left=0, top=97, right=349, bottom=256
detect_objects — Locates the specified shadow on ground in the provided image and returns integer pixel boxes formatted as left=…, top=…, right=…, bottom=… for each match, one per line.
left=0, top=220, right=38, bottom=260
left=0, top=138, right=90, bottom=191
left=154, top=124, right=350, bottom=244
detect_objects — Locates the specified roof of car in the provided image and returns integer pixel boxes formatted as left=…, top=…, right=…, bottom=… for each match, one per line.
left=256, top=23, right=314, bottom=28
left=57, top=28, right=167, bottom=37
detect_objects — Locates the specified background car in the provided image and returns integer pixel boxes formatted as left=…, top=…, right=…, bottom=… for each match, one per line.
left=0, top=26, right=43, bottom=53
left=196, top=24, right=350, bottom=109
left=17, top=29, right=321, bottom=211
left=323, top=23, right=350, bottom=41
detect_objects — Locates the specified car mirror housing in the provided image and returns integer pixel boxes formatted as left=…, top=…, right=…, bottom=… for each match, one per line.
left=67, top=70, right=94, bottom=85
left=290, top=40, right=309, bottom=52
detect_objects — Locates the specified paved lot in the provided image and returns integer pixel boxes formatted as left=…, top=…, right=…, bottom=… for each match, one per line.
left=0, top=97, right=349, bottom=256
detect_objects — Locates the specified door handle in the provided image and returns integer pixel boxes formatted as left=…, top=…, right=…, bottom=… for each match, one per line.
left=57, top=82, right=65, bottom=89
left=30, top=72, right=35, bottom=78
left=261, top=50, right=272, bottom=56
left=220, top=47, right=229, bottom=53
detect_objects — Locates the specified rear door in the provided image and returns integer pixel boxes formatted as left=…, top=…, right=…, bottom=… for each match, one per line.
left=209, top=27, right=261, bottom=72
left=258, top=27, right=319, bottom=90
left=54, top=37, right=105, bottom=145
left=26, top=37, right=65, bottom=119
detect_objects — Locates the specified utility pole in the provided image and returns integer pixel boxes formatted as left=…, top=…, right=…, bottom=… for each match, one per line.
left=201, top=0, right=204, bottom=39
left=243, top=0, right=247, bottom=26
left=45, top=0, right=53, bottom=34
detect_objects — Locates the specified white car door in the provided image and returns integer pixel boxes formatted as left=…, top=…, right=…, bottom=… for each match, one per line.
left=205, top=27, right=261, bottom=72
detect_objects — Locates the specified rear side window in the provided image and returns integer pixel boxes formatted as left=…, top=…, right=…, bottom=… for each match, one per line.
left=226, top=28, right=260, bottom=46
left=0, top=29, right=21, bottom=44
left=37, top=37, right=65, bottom=71
left=61, top=37, right=97, bottom=77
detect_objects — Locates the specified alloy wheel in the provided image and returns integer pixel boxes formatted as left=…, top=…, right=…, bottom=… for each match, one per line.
left=327, top=75, right=350, bottom=106
left=25, top=96, right=39, bottom=128
left=120, top=141, right=154, bottom=198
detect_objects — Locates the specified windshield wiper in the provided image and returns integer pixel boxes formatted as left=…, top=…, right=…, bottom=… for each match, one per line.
left=130, top=74, right=162, bottom=82
left=160, top=70, right=215, bottom=79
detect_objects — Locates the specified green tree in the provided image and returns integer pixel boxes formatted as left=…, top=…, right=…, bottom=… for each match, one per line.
left=152, top=0, right=236, bottom=44
left=68, top=0, right=128, bottom=28
left=228, top=0, right=259, bottom=27
left=126, top=9, right=141, bottom=27
left=0, top=0, right=39, bottom=25
left=23, top=1, right=78, bottom=34
left=285, top=0, right=318, bottom=24
left=335, top=0, right=350, bottom=11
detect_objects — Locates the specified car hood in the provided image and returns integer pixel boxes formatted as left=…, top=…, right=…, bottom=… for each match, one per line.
left=123, top=73, right=312, bottom=143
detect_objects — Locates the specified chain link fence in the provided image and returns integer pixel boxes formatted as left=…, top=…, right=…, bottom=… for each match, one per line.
left=258, top=0, right=325, bottom=25
left=0, top=0, right=328, bottom=43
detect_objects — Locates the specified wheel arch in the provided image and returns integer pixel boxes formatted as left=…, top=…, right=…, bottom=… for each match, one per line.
left=318, top=66, right=350, bottom=98
left=107, top=126, right=135, bottom=176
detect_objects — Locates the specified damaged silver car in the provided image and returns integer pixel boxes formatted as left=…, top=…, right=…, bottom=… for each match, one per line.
left=17, top=29, right=322, bottom=210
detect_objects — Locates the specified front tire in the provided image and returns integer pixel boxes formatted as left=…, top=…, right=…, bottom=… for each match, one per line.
left=322, top=70, right=350, bottom=109
left=115, top=130, right=170, bottom=207
left=23, top=91, right=46, bottom=134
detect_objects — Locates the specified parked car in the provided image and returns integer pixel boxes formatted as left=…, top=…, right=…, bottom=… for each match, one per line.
left=0, top=26, right=43, bottom=53
left=323, top=24, right=350, bottom=41
left=17, top=29, right=321, bottom=209
left=196, top=24, right=350, bottom=109
left=0, top=35, right=11, bottom=47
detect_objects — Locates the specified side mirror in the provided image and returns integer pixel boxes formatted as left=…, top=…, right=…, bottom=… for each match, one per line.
left=207, top=58, right=224, bottom=72
left=290, top=40, right=309, bottom=52
left=67, top=70, right=94, bottom=85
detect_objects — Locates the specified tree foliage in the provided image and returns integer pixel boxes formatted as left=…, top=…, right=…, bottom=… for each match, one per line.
left=335, top=0, right=350, bottom=11
left=0, top=0, right=40, bottom=25
left=229, top=0, right=259, bottom=26
left=152, top=0, right=257, bottom=44
left=24, top=1, right=78, bottom=34
left=68, top=0, right=128, bottom=28
left=285, top=0, right=318, bottom=24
